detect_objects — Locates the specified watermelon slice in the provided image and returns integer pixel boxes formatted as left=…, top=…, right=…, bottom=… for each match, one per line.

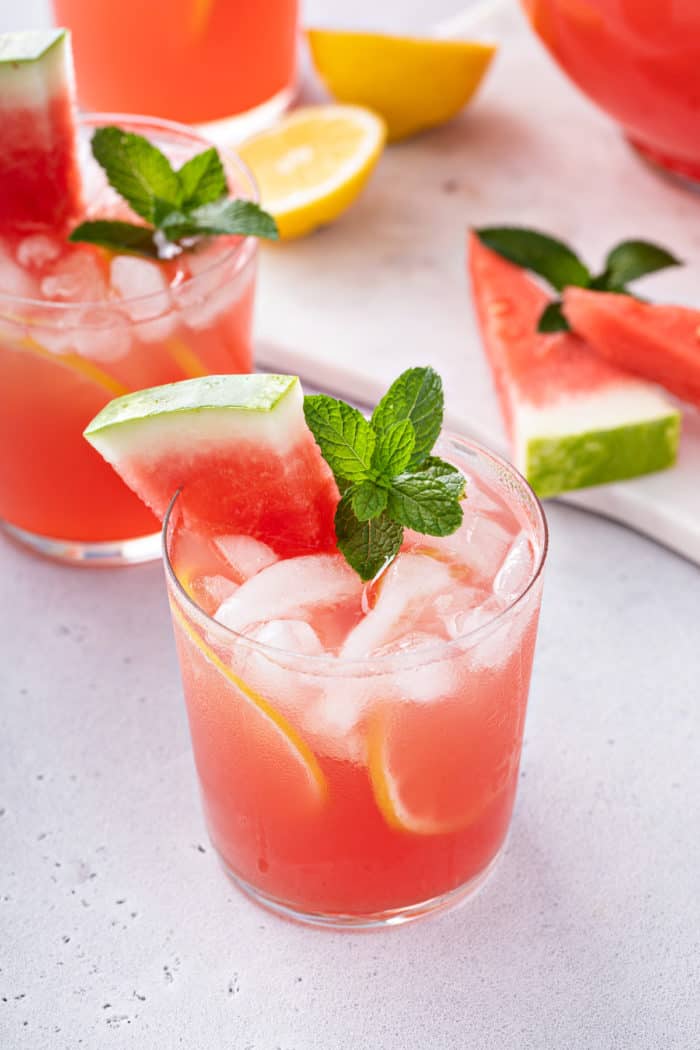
left=468, top=233, right=681, bottom=498
left=0, top=29, right=83, bottom=232
left=563, top=287, right=700, bottom=410
left=84, top=374, right=340, bottom=557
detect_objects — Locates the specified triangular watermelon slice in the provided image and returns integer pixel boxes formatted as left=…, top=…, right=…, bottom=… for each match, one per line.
left=468, top=233, right=681, bottom=498
left=0, top=28, right=83, bottom=231
left=84, top=374, right=340, bottom=557
left=563, top=287, right=700, bottom=410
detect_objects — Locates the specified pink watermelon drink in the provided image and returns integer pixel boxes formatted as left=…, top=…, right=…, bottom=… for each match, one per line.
left=85, top=372, right=548, bottom=927
left=0, top=30, right=276, bottom=563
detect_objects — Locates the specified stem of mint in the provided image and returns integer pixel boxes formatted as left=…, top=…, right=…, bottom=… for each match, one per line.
left=69, top=126, right=278, bottom=258
left=304, top=368, right=467, bottom=581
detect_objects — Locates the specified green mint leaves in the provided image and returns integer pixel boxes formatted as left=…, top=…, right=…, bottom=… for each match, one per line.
left=475, top=226, right=680, bottom=333
left=70, top=126, right=278, bottom=258
left=304, top=367, right=466, bottom=581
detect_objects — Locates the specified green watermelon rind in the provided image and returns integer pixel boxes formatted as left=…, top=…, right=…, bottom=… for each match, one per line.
left=525, top=412, right=681, bottom=499
left=85, top=373, right=300, bottom=442
left=0, top=28, right=67, bottom=66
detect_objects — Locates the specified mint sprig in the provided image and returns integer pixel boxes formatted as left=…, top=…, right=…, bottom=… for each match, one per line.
left=304, top=367, right=467, bottom=581
left=475, top=226, right=680, bottom=333
left=70, top=126, right=278, bottom=258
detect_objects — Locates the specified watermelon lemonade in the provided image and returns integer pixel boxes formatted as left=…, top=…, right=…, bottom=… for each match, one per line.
left=85, top=370, right=547, bottom=926
left=165, top=435, right=546, bottom=925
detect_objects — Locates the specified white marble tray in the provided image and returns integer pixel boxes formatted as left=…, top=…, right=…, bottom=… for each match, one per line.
left=254, top=1, right=700, bottom=566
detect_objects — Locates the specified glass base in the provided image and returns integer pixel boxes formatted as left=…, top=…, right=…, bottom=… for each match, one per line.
left=627, top=135, right=700, bottom=192
left=1, top=520, right=161, bottom=566
left=196, top=84, right=296, bottom=147
left=219, top=847, right=504, bottom=930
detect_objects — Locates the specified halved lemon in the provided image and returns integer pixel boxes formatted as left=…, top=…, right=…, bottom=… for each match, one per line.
left=237, top=105, right=386, bottom=239
left=307, top=29, right=496, bottom=142
left=171, top=601, right=327, bottom=804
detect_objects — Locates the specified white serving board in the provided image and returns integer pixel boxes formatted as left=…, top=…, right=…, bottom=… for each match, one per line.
left=253, top=2, right=700, bottom=566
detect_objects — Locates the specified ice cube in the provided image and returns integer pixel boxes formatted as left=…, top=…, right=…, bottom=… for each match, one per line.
left=436, top=585, right=495, bottom=640
left=461, top=472, right=503, bottom=514
left=213, top=535, right=279, bottom=583
left=493, top=532, right=534, bottom=603
left=188, top=573, right=239, bottom=615
left=0, top=243, right=38, bottom=298
left=178, top=245, right=253, bottom=330
left=234, top=619, right=326, bottom=724
left=215, top=554, right=363, bottom=635
left=71, top=308, right=131, bottom=363
left=246, top=618, right=325, bottom=657
left=341, top=553, right=454, bottom=659
left=462, top=513, right=513, bottom=585
left=110, top=255, right=176, bottom=342
left=371, top=631, right=456, bottom=704
left=41, top=250, right=107, bottom=302
left=16, top=234, right=62, bottom=270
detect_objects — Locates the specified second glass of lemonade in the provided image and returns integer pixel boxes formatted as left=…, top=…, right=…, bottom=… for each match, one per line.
left=0, top=115, right=258, bottom=564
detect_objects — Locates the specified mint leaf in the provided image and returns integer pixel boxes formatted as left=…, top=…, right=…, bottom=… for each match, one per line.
left=420, top=457, right=467, bottom=500
left=387, top=472, right=463, bottom=536
left=476, top=226, right=591, bottom=292
left=600, top=240, right=681, bottom=288
left=91, top=126, right=181, bottom=225
left=68, top=219, right=159, bottom=257
left=372, top=366, right=443, bottom=467
left=177, top=147, right=227, bottom=209
left=303, top=395, right=375, bottom=482
left=537, top=300, right=570, bottom=332
left=161, top=199, right=279, bottom=241
left=371, top=419, right=415, bottom=476
left=335, top=492, right=403, bottom=581
left=350, top=480, right=388, bottom=522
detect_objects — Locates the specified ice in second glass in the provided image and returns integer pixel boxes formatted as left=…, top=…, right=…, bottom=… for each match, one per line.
left=164, top=435, right=547, bottom=927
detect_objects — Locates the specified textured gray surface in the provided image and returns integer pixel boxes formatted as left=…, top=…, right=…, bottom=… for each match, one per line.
left=3, top=505, right=699, bottom=1050
left=1, top=0, right=700, bottom=1048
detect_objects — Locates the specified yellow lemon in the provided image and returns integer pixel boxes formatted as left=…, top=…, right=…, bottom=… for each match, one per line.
left=237, top=105, right=386, bottom=239
left=307, top=29, right=497, bottom=142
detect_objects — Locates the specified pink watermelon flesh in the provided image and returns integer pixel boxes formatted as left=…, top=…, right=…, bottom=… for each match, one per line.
left=84, top=375, right=341, bottom=559
left=563, top=286, right=700, bottom=409
left=0, top=29, right=83, bottom=232
left=468, top=232, right=639, bottom=425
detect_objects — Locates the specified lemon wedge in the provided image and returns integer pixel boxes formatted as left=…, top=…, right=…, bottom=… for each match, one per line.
left=307, top=29, right=496, bottom=142
left=237, top=105, right=386, bottom=239
left=170, top=600, right=328, bottom=804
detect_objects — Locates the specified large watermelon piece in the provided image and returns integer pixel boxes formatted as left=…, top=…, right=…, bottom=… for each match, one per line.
left=84, top=374, right=340, bottom=557
left=0, top=29, right=83, bottom=232
left=563, top=287, right=700, bottom=410
left=468, top=233, right=681, bottom=498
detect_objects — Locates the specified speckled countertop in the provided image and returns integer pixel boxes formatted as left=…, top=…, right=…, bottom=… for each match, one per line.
left=1, top=2, right=700, bottom=1049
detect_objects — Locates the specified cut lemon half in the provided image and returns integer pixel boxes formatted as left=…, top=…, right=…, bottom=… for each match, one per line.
left=237, top=105, right=386, bottom=239
left=171, top=601, right=327, bottom=804
left=307, top=29, right=496, bottom=142
left=368, top=695, right=515, bottom=836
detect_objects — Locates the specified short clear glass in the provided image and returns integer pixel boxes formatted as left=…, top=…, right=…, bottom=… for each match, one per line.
left=163, top=433, right=548, bottom=929
left=0, top=114, right=258, bottom=565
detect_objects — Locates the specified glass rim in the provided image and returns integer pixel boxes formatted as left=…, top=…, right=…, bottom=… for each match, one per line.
left=161, top=430, right=549, bottom=674
left=0, top=111, right=259, bottom=315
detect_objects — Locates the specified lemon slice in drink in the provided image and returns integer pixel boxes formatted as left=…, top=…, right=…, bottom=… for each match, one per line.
left=307, top=29, right=496, bottom=142
left=368, top=690, right=516, bottom=835
left=171, top=601, right=327, bottom=804
left=237, top=105, right=386, bottom=239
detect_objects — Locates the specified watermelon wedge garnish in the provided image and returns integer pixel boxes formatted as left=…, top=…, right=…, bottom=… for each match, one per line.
left=84, top=374, right=340, bottom=557
left=0, top=28, right=82, bottom=232
left=468, top=232, right=681, bottom=498
left=563, top=287, right=700, bottom=410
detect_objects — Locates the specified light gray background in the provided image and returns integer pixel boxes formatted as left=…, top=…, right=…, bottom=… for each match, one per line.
left=1, top=2, right=699, bottom=1049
